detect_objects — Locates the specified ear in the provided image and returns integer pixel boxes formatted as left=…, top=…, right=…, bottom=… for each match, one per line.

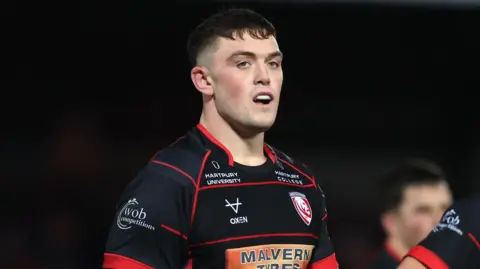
left=191, top=66, right=214, bottom=96
left=381, top=211, right=397, bottom=237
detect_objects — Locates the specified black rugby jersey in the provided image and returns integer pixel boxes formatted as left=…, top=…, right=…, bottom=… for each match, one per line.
left=405, top=196, right=480, bottom=269
left=103, top=124, right=338, bottom=269
left=365, top=243, right=401, bottom=269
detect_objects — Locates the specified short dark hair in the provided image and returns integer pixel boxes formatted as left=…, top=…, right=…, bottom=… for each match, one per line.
left=186, top=8, right=276, bottom=67
left=377, top=158, right=448, bottom=215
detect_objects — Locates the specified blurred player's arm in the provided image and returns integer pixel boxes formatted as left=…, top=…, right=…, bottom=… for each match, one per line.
left=103, top=164, right=193, bottom=269
left=397, top=197, right=480, bottom=269
left=308, top=185, right=339, bottom=269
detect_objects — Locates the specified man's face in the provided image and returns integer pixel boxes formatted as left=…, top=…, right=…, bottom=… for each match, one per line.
left=394, top=183, right=452, bottom=248
left=208, top=33, right=283, bottom=134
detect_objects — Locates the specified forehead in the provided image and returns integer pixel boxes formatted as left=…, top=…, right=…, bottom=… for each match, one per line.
left=213, top=34, right=280, bottom=59
left=401, top=183, right=451, bottom=206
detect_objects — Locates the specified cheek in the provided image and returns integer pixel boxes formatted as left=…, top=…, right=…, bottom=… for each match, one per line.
left=274, top=69, right=284, bottom=82
left=216, top=71, right=248, bottom=99
left=270, top=70, right=283, bottom=90
left=408, top=214, right=435, bottom=234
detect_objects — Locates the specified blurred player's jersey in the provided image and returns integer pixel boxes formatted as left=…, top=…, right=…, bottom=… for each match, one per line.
left=102, top=124, right=339, bottom=269
left=365, top=243, right=401, bottom=269
left=406, top=196, right=480, bottom=269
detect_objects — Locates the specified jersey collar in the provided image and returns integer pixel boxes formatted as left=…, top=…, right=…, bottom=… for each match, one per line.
left=195, top=123, right=276, bottom=167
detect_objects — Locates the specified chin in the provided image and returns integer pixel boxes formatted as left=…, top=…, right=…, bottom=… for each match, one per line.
left=253, top=125, right=272, bottom=133
left=251, top=120, right=275, bottom=132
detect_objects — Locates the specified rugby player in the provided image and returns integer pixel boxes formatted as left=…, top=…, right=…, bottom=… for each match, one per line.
left=366, top=159, right=452, bottom=269
left=102, top=8, right=339, bottom=269
left=398, top=196, right=480, bottom=269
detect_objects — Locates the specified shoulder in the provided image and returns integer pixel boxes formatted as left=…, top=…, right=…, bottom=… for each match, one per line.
left=440, top=196, right=480, bottom=220
left=116, top=136, right=208, bottom=209
left=438, top=196, right=480, bottom=228
left=454, top=195, right=480, bottom=209
left=266, top=143, right=317, bottom=185
left=424, top=195, right=480, bottom=241
left=118, top=135, right=207, bottom=200
left=147, top=134, right=211, bottom=187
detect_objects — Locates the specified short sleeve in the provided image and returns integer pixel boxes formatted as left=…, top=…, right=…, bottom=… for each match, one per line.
left=103, top=165, right=194, bottom=269
left=308, top=185, right=338, bottom=269
left=406, top=197, right=480, bottom=269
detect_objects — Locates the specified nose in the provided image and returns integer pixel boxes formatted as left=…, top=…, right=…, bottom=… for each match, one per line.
left=254, top=64, right=270, bottom=86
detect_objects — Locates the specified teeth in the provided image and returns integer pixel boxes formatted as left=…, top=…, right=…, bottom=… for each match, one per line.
left=255, top=94, right=272, bottom=101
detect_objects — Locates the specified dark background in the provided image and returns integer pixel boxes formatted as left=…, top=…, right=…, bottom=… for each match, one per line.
left=9, top=1, right=480, bottom=269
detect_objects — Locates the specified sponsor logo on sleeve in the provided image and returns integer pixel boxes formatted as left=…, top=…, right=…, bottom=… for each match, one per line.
left=116, top=198, right=155, bottom=231
left=433, top=209, right=462, bottom=235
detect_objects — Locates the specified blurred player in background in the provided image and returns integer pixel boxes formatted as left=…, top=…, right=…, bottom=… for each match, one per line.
left=398, top=196, right=480, bottom=269
left=366, top=159, right=452, bottom=269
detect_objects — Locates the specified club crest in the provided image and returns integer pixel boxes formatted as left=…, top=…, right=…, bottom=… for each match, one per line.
left=289, top=192, right=312, bottom=226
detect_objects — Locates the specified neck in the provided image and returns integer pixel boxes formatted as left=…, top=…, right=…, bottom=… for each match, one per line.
left=199, top=111, right=266, bottom=166
left=385, top=237, right=410, bottom=261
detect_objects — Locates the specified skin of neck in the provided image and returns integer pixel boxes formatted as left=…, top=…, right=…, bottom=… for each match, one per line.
left=199, top=109, right=267, bottom=166
left=385, top=236, right=410, bottom=260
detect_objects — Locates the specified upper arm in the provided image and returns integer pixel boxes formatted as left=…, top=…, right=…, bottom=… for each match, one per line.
left=405, top=197, right=480, bottom=269
left=103, top=165, right=194, bottom=269
left=308, top=185, right=338, bottom=269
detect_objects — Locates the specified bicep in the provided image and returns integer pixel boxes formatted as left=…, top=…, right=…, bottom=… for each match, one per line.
left=104, top=167, right=193, bottom=269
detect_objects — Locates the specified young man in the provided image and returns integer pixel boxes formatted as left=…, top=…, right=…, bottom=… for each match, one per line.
left=398, top=196, right=480, bottom=269
left=102, top=8, right=338, bottom=269
left=366, top=159, right=452, bottom=269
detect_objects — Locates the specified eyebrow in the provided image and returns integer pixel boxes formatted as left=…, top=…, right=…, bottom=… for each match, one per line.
left=227, top=51, right=283, bottom=61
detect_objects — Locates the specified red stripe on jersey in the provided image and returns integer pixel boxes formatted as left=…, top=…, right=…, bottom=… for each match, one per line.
left=263, top=144, right=276, bottom=163
left=150, top=160, right=196, bottom=186
left=190, top=150, right=211, bottom=227
left=309, top=253, right=338, bottom=269
left=189, top=233, right=318, bottom=248
left=196, top=124, right=234, bottom=166
left=103, top=253, right=154, bottom=269
left=277, top=157, right=315, bottom=185
left=185, top=258, right=193, bottom=269
left=407, top=245, right=449, bottom=269
left=199, top=182, right=315, bottom=190
left=468, top=233, right=480, bottom=249
left=150, top=136, right=186, bottom=162
left=160, top=224, right=188, bottom=240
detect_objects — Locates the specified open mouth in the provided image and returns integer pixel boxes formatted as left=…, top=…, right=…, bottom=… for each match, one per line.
left=253, top=93, right=273, bottom=105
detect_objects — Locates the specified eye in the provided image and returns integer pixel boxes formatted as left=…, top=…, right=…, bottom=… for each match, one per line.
left=236, top=61, right=251, bottom=68
left=415, top=206, right=432, bottom=214
left=268, top=61, right=281, bottom=68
